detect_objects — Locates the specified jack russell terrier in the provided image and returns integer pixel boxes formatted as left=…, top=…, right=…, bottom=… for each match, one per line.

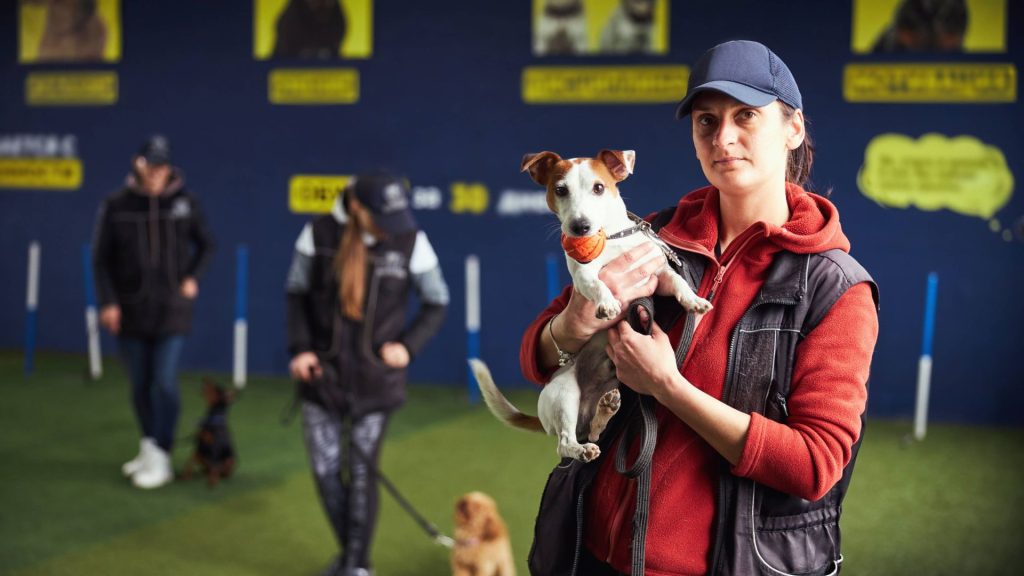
left=470, top=149, right=711, bottom=462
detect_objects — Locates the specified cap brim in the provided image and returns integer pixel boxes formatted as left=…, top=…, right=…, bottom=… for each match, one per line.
left=674, top=80, right=777, bottom=119
left=373, top=209, right=417, bottom=235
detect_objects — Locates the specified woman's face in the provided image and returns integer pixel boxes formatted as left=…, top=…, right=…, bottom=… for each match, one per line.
left=691, top=92, right=804, bottom=197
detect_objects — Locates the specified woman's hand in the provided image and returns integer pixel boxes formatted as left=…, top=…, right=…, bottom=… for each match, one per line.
left=180, top=276, right=198, bottom=299
left=100, top=304, right=121, bottom=335
left=379, top=342, right=410, bottom=368
left=605, top=317, right=685, bottom=401
left=555, top=243, right=663, bottom=350
left=289, top=352, right=321, bottom=382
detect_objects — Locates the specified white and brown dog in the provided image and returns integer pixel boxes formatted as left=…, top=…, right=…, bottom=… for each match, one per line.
left=470, top=150, right=711, bottom=462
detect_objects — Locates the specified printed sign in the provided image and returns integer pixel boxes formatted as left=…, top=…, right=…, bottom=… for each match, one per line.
left=523, top=65, right=688, bottom=104
left=269, top=68, right=359, bottom=104
left=851, top=0, right=1006, bottom=54
left=0, top=134, right=82, bottom=190
left=253, top=0, right=373, bottom=60
left=450, top=182, right=489, bottom=214
left=289, top=174, right=351, bottom=214
left=25, top=71, right=118, bottom=106
left=18, top=0, right=122, bottom=63
left=844, top=63, right=1016, bottom=102
left=531, top=0, right=669, bottom=56
left=858, top=133, right=1013, bottom=221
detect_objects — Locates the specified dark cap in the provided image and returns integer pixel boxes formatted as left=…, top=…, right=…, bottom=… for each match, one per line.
left=136, top=134, right=171, bottom=166
left=675, top=40, right=802, bottom=118
left=351, top=172, right=417, bottom=235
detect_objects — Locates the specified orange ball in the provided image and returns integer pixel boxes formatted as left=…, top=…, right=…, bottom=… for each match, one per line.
left=561, top=229, right=607, bottom=263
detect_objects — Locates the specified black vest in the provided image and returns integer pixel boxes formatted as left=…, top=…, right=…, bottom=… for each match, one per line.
left=300, top=215, right=418, bottom=417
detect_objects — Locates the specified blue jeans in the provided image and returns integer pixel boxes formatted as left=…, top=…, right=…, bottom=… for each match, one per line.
left=119, top=335, right=185, bottom=452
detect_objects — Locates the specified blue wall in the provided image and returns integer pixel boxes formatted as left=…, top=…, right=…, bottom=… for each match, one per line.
left=2, top=1, right=1022, bottom=424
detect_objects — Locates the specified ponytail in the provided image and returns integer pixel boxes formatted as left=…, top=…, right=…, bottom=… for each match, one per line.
left=336, top=192, right=385, bottom=321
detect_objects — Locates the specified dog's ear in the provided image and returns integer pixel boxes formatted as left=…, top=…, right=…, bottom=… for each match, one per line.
left=482, top=514, right=501, bottom=542
left=597, top=149, right=636, bottom=182
left=521, top=151, right=562, bottom=186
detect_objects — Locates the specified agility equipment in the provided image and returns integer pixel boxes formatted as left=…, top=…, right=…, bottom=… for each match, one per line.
left=24, top=241, right=40, bottom=375
left=82, top=244, right=103, bottom=380
left=913, top=272, right=939, bottom=441
left=465, top=255, right=480, bottom=403
left=233, top=245, right=249, bottom=389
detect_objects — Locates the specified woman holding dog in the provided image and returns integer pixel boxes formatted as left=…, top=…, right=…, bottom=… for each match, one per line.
left=285, top=172, right=449, bottom=576
left=522, top=40, right=878, bottom=575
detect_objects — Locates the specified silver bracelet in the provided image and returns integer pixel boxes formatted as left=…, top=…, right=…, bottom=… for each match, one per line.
left=548, top=314, right=576, bottom=367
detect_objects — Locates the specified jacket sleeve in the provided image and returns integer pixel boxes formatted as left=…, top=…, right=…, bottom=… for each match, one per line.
left=286, top=224, right=315, bottom=356
left=731, top=282, right=878, bottom=501
left=185, top=195, right=215, bottom=280
left=91, top=198, right=117, bottom=308
left=398, top=232, right=449, bottom=358
left=519, top=285, right=572, bottom=385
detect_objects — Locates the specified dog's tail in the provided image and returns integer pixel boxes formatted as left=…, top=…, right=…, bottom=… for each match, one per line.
left=468, top=358, right=545, bottom=433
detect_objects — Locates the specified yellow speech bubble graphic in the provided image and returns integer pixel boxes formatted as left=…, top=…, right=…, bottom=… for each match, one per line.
left=858, top=133, right=1014, bottom=219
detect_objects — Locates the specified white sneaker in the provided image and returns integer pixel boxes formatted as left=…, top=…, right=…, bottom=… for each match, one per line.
left=132, top=446, right=174, bottom=489
left=121, top=437, right=156, bottom=477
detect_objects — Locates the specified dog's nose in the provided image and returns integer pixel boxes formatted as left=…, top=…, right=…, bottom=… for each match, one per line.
left=569, top=218, right=592, bottom=236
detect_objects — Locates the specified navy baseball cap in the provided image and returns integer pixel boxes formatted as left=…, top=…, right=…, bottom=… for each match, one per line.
left=136, top=134, right=171, bottom=165
left=675, top=40, right=802, bottom=118
left=351, top=172, right=417, bottom=235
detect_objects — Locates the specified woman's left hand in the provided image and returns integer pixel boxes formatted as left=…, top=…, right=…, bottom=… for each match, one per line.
left=606, top=318, right=683, bottom=401
left=379, top=341, right=410, bottom=368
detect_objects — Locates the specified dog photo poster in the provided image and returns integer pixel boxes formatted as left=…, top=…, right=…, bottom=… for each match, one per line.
left=532, top=0, right=669, bottom=56
left=253, top=0, right=373, bottom=60
left=18, top=0, right=122, bottom=64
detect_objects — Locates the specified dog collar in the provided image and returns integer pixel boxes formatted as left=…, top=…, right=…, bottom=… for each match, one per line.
left=606, top=212, right=683, bottom=267
left=455, top=537, right=481, bottom=548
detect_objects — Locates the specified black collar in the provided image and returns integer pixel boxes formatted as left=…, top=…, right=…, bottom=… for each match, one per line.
left=607, top=212, right=682, bottom=266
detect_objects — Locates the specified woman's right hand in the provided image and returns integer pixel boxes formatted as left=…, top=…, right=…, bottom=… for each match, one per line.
left=100, top=304, right=121, bottom=335
left=289, top=352, right=322, bottom=382
left=556, top=243, right=663, bottom=347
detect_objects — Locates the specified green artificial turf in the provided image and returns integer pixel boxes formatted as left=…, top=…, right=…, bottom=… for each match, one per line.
left=1, top=351, right=1022, bottom=575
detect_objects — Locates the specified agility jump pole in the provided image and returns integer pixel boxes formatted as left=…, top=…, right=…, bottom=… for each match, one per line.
left=233, top=245, right=249, bottom=389
left=24, top=241, right=40, bottom=375
left=913, top=272, right=939, bottom=441
left=82, top=244, right=103, bottom=380
left=465, top=254, right=480, bottom=403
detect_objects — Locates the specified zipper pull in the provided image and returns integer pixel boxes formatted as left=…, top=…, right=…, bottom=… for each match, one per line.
left=706, top=264, right=727, bottom=303
left=774, top=392, right=789, bottom=418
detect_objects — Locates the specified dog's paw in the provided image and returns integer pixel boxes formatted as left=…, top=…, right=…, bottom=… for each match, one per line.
left=596, top=300, right=621, bottom=320
left=682, top=295, right=713, bottom=314
left=579, top=443, right=601, bottom=463
left=599, top=388, right=621, bottom=415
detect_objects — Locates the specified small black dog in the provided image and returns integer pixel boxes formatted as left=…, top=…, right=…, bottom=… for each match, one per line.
left=181, top=378, right=236, bottom=487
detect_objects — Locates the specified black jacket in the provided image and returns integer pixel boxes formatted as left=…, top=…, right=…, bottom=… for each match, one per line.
left=286, top=212, right=448, bottom=417
left=92, top=170, right=215, bottom=336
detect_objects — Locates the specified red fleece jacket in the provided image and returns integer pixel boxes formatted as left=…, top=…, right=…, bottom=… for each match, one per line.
left=519, top=184, right=879, bottom=576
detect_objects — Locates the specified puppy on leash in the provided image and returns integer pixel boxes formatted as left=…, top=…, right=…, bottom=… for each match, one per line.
left=471, top=150, right=711, bottom=462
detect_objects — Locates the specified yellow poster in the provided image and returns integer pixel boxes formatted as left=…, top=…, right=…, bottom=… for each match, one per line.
left=19, top=0, right=121, bottom=63
left=851, top=0, right=1006, bottom=54
left=253, top=0, right=373, bottom=60
left=532, top=0, right=669, bottom=56
left=289, top=174, right=352, bottom=214
left=858, top=133, right=1013, bottom=220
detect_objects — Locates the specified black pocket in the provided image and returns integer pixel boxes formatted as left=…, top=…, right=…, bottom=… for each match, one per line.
left=528, top=458, right=592, bottom=576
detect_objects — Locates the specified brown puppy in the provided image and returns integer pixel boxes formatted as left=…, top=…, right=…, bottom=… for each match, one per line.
left=451, top=492, right=516, bottom=576
left=34, top=0, right=108, bottom=62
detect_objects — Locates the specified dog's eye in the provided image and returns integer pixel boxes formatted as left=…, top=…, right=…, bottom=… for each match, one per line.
left=593, top=183, right=605, bottom=195
left=554, top=185, right=569, bottom=197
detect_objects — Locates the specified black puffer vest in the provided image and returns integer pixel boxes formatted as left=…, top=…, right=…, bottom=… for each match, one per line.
left=299, top=215, right=418, bottom=417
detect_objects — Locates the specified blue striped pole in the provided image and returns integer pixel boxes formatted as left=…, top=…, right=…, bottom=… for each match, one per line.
left=546, top=253, right=560, bottom=303
left=466, top=255, right=480, bottom=403
left=913, top=272, right=939, bottom=441
left=24, top=241, right=40, bottom=375
left=233, top=245, right=249, bottom=389
left=82, top=244, right=103, bottom=380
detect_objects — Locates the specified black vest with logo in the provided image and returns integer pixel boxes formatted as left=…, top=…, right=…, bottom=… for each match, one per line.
left=299, top=215, right=418, bottom=417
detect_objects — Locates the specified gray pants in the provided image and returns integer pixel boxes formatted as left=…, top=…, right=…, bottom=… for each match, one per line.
left=301, top=401, right=389, bottom=572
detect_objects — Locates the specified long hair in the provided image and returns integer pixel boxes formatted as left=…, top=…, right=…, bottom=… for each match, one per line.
left=336, top=191, right=385, bottom=321
left=780, top=102, right=816, bottom=190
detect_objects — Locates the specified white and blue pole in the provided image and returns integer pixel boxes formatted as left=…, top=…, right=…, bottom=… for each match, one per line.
left=466, top=255, right=481, bottom=403
left=546, top=253, right=561, bottom=303
left=913, top=272, right=939, bottom=441
left=233, top=245, right=249, bottom=389
left=24, top=241, right=40, bottom=375
left=82, top=244, right=103, bottom=380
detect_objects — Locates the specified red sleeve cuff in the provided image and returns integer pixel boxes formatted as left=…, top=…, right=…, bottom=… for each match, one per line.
left=732, top=412, right=768, bottom=477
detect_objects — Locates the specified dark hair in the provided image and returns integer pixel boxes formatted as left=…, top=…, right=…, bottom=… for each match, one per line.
left=779, top=102, right=815, bottom=189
